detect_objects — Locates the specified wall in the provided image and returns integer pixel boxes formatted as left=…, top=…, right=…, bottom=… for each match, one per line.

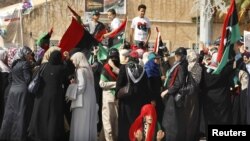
left=20, top=0, right=229, bottom=51
left=0, top=0, right=20, bottom=8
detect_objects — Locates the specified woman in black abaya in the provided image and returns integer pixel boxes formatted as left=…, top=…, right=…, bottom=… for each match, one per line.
left=0, top=47, right=33, bottom=141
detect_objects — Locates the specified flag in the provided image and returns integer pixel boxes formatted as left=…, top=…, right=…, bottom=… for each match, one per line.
left=108, top=17, right=127, bottom=39
left=67, top=5, right=82, bottom=24
left=93, top=22, right=107, bottom=42
left=36, top=28, right=53, bottom=50
left=96, top=33, right=125, bottom=61
left=153, top=27, right=162, bottom=53
left=97, top=43, right=108, bottom=61
left=68, top=5, right=105, bottom=43
left=58, top=17, right=98, bottom=53
left=213, top=0, right=241, bottom=74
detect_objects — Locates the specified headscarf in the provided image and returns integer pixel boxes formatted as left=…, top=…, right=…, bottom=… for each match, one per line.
left=7, top=47, right=18, bottom=67
left=48, top=50, right=62, bottom=65
left=13, top=46, right=32, bottom=61
left=187, top=49, right=198, bottom=71
left=136, top=49, right=144, bottom=59
left=127, top=53, right=145, bottom=83
left=129, top=104, right=157, bottom=141
left=70, top=52, right=91, bottom=69
left=187, top=49, right=202, bottom=84
left=119, top=49, right=130, bottom=65
left=0, top=49, right=10, bottom=73
left=41, top=46, right=61, bottom=64
left=145, top=59, right=160, bottom=78
left=12, top=46, right=32, bottom=68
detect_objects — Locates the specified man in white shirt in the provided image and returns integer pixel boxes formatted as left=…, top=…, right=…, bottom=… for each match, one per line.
left=130, top=4, right=151, bottom=49
left=103, top=9, right=121, bottom=47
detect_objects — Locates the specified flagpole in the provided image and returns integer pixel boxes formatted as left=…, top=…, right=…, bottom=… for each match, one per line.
left=20, top=8, right=24, bottom=47
left=45, top=0, right=48, bottom=30
left=122, top=16, right=128, bottom=48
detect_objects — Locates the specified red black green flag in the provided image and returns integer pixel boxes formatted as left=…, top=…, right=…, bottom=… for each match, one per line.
left=213, top=0, right=241, bottom=74
left=58, top=17, right=98, bottom=53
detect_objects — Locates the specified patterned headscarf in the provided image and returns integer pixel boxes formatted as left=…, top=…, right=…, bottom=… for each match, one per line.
left=13, top=46, right=32, bottom=61
left=187, top=49, right=197, bottom=71
left=0, top=49, right=10, bottom=73
left=7, top=47, right=19, bottom=67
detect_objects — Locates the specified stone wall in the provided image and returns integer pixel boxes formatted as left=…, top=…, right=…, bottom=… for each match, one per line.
left=20, top=0, right=227, bottom=51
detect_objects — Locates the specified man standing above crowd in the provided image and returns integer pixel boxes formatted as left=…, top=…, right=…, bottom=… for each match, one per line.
left=85, top=11, right=105, bottom=38
left=130, top=4, right=151, bottom=49
left=103, top=9, right=121, bottom=47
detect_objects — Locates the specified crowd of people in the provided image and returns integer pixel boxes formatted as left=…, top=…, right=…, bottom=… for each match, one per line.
left=0, top=3, right=250, bottom=141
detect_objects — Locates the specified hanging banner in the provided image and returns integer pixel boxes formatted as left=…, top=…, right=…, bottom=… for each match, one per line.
left=22, top=0, right=33, bottom=14
left=85, top=0, right=126, bottom=14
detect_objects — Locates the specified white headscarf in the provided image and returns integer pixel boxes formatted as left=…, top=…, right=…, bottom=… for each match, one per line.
left=70, top=52, right=91, bottom=69
left=0, top=49, right=10, bottom=73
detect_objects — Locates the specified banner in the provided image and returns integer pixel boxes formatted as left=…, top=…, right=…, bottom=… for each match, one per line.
left=22, top=0, right=33, bottom=15
left=85, top=0, right=126, bottom=14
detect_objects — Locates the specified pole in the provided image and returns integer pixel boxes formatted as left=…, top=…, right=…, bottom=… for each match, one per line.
left=122, top=16, right=128, bottom=48
left=45, top=0, right=48, bottom=30
left=20, top=8, right=24, bottom=47
left=200, top=0, right=212, bottom=46
left=196, top=0, right=199, bottom=53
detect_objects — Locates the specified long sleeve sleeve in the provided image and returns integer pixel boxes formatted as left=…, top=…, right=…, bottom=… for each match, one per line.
left=76, top=68, right=87, bottom=94
left=99, top=79, right=116, bottom=89
left=168, top=66, right=186, bottom=96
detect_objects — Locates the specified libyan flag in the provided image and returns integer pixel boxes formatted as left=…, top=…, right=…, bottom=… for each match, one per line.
left=96, top=33, right=125, bottom=61
left=58, top=17, right=98, bottom=54
left=213, top=0, right=241, bottom=74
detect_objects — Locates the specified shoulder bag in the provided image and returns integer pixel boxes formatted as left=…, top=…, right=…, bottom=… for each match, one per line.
left=117, top=65, right=131, bottom=99
left=28, top=63, right=47, bottom=94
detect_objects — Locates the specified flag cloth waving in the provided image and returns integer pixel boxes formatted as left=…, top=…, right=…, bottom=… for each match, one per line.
left=153, top=27, right=163, bottom=53
left=213, top=0, right=241, bottom=74
left=108, top=17, right=127, bottom=39
left=59, top=6, right=98, bottom=53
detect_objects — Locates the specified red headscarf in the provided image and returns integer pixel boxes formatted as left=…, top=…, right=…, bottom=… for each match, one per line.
left=129, top=104, right=157, bottom=141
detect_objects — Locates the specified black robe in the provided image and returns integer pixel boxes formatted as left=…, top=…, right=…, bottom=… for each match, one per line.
left=0, top=72, right=9, bottom=127
left=200, top=63, right=234, bottom=135
left=162, top=60, right=188, bottom=141
left=116, top=64, right=152, bottom=141
left=0, top=60, right=32, bottom=141
left=28, top=52, right=66, bottom=141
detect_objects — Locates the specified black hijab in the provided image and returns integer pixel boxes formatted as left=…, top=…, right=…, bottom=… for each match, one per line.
left=48, top=50, right=62, bottom=65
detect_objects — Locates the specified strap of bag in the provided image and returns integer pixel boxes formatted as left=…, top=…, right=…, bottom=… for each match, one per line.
left=39, top=63, right=48, bottom=76
left=125, top=65, right=130, bottom=85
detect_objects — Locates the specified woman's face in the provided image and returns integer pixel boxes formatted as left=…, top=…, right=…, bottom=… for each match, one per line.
left=25, top=52, right=33, bottom=62
left=145, top=115, right=153, bottom=124
left=174, top=55, right=181, bottom=62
